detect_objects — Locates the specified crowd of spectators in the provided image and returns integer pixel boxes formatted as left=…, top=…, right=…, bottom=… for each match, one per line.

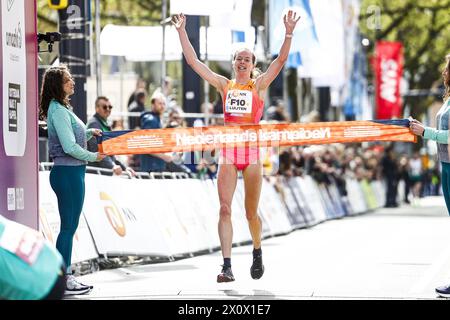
left=274, top=142, right=441, bottom=207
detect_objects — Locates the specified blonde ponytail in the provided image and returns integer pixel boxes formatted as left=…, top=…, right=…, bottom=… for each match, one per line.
left=251, top=67, right=262, bottom=79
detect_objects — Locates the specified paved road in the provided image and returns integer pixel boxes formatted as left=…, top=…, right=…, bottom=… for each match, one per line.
left=70, top=196, right=450, bottom=300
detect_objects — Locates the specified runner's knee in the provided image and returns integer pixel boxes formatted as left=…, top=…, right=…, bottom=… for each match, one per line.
left=245, top=210, right=258, bottom=222
left=219, top=204, right=232, bottom=219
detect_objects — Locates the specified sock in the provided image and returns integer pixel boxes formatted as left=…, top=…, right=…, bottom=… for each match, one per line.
left=253, top=248, right=262, bottom=258
left=223, top=258, right=231, bottom=268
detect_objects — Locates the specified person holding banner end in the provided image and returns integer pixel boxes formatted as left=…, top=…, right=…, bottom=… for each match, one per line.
left=39, top=65, right=106, bottom=295
left=410, top=54, right=450, bottom=298
left=173, top=10, right=300, bottom=282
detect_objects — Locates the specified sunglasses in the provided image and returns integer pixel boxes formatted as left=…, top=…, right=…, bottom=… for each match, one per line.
left=102, top=105, right=113, bottom=110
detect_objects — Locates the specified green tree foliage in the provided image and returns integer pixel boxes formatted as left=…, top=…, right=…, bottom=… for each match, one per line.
left=38, top=0, right=164, bottom=31
left=37, top=0, right=449, bottom=117
left=37, top=0, right=167, bottom=88
left=360, top=0, right=450, bottom=116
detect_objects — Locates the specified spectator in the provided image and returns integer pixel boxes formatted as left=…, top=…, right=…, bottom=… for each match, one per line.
left=409, top=53, right=450, bottom=298
left=183, top=150, right=217, bottom=179
left=212, top=93, right=224, bottom=126
left=430, top=164, right=442, bottom=196
left=277, top=147, right=293, bottom=176
left=162, top=76, right=177, bottom=106
left=166, top=106, right=185, bottom=128
left=409, top=152, right=422, bottom=204
left=128, top=89, right=147, bottom=130
left=87, top=96, right=136, bottom=177
left=127, top=78, right=147, bottom=109
left=398, top=155, right=411, bottom=204
left=140, top=92, right=173, bottom=173
left=112, top=119, right=125, bottom=131
left=163, top=109, right=191, bottom=174
left=266, top=99, right=289, bottom=122
left=381, top=144, right=399, bottom=207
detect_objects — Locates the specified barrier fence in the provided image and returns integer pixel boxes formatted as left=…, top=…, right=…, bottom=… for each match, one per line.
left=38, top=165, right=387, bottom=268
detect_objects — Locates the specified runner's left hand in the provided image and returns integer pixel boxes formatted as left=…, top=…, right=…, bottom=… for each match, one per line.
left=284, top=10, right=301, bottom=35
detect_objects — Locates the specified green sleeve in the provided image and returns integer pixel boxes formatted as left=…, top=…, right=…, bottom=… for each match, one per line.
left=86, top=128, right=95, bottom=141
left=423, top=127, right=449, bottom=144
left=52, top=108, right=98, bottom=162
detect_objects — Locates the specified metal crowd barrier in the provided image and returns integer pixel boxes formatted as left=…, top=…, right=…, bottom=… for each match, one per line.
left=39, top=162, right=194, bottom=180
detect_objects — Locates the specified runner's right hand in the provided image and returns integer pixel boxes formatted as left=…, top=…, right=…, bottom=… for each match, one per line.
left=172, top=13, right=186, bottom=30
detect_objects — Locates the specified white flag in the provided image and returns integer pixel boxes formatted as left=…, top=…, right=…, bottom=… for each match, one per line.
left=210, top=0, right=253, bottom=31
left=170, top=0, right=234, bottom=16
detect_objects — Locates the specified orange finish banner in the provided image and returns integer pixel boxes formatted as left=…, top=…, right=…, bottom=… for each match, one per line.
left=98, top=120, right=416, bottom=156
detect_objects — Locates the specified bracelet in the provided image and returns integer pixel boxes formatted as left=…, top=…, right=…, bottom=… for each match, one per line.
left=285, top=34, right=293, bottom=38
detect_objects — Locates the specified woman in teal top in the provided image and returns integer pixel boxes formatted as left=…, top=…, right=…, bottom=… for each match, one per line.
left=0, top=215, right=65, bottom=300
left=410, top=54, right=450, bottom=298
left=39, top=65, right=105, bottom=296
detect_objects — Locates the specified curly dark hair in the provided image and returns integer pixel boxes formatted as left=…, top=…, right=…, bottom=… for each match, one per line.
left=443, top=54, right=450, bottom=102
left=39, top=65, right=71, bottom=120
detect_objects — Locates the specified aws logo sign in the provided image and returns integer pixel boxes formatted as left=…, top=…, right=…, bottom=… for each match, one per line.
left=100, top=192, right=136, bottom=237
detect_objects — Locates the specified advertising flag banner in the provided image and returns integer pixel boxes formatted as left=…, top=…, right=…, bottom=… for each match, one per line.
left=269, top=0, right=318, bottom=59
left=1, top=0, right=39, bottom=228
left=170, top=0, right=234, bottom=16
left=98, top=120, right=416, bottom=156
left=374, top=41, right=404, bottom=119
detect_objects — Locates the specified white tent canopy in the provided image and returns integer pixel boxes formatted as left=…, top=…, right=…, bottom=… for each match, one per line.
left=170, top=0, right=234, bottom=16
left=100, top=24, right=256, bottom=62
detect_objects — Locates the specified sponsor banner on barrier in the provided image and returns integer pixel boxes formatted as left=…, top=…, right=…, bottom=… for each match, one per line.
left=161, top=179, right=220, bottom=253
left=299, top=176, right=328, bottom=224
left=82, top=175, right=173, bottom=256
left=345, top=178, right=369, bottom=214
left=290, top=177, right=316, bottom=225
left=317, top=184, right=338, bottom=219
left=360, top=180, right=378, bottom=210
left=40, top=170, right=386, bottom=263
left=281, top=177, right=307, bottom=228
left=258, top=178, right=293, bottom=236
left=327, top=183, right=348, bottom=217
left=39, top=172, right=98, bottom=263
left=397, top=180, right=406, bottom=204
left=99, top=120, right=416, bottom=155
left=187, top=179, right=221, bottom=249
left=371, top=180, right=386, bottom=208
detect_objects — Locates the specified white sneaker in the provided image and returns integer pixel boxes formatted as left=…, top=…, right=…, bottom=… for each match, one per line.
left=65, top=275, right=92, bottom=296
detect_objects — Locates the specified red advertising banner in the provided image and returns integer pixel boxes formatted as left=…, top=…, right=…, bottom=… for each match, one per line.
left=374, top=41, right=403, bottom=119
left=99, top=120, right=416, bottom=156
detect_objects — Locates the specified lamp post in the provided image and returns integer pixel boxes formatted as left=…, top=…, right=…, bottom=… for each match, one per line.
left=95, top=0, right=101, bottom=97
left=161, top=0, right=167, bottom=89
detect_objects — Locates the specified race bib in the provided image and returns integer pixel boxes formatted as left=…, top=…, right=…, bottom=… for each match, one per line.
left=225, top=90, right=253, bottom=114
left=0, top=220, right=44, bottom=265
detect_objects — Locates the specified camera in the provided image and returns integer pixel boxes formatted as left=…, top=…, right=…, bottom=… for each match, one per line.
left=37, top=32, right=61, bottom=53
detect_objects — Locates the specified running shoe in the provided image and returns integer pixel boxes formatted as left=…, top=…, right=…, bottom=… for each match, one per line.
left=217, top=265, right=235, bottom=283
left=435, top=284, right=450, bottom=298
left=64, top=275, right=92, bottom=296
left=250, top=254, right=264, bottom=280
